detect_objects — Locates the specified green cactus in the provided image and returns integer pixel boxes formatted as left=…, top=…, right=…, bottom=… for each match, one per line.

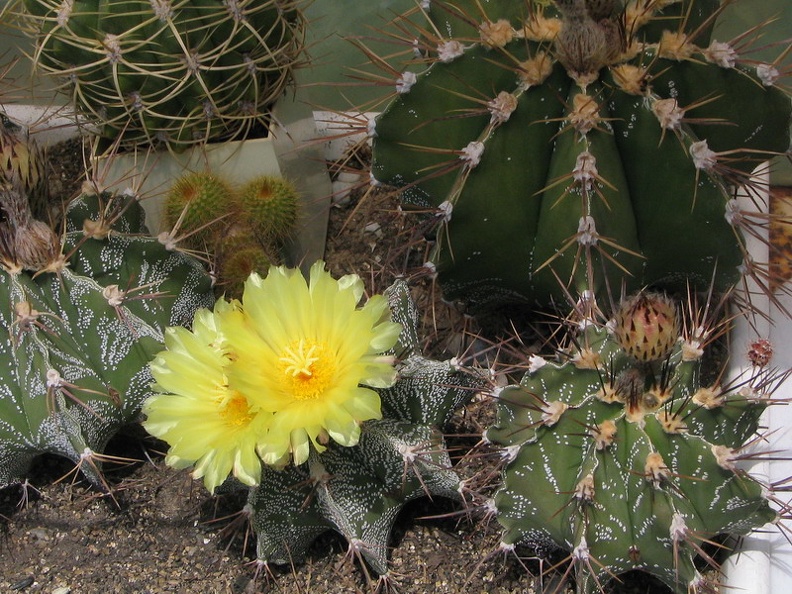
left=15, top=0, right=306, bottom=148
left=164, top=170, right=236, bottom=251
left=217, top=238, right=274, bottom=299
left=0, top=187, right=214, bottom=488
left=236, top=174, right=300, bottom=241
left=485, top=291, right=779, bottom=593
left=247, top=278, right=488, bottom=578
left=368, top=0, right=792, bottom=310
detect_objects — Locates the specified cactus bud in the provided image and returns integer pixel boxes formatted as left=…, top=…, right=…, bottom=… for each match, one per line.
left=613, top=292, right=678, bottom=362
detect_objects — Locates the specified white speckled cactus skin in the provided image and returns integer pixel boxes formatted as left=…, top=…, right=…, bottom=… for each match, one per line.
left=486, top=293, right=779, bottom=593
left=0, top=191, right=214, bottom=488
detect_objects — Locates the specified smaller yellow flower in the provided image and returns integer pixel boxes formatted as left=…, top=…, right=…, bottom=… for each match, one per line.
left=219, top=261, right=402, bottom=466
left=142, top=301, right=270, bottom=493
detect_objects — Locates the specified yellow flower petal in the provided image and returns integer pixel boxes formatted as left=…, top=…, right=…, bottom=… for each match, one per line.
left=143, top=261, right=401, bottom=482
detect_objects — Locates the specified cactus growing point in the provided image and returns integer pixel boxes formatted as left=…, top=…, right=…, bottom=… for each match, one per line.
left=367, top=0, right=792, bottom=310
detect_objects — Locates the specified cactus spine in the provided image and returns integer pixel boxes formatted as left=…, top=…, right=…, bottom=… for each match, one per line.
left=247, top=279, right=487, bottom=578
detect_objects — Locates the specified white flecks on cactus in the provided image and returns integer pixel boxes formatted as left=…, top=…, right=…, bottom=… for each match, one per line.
left=459, top=141, right=485, bottom=167
left=756, top=63, right=780, bottom=86
left=437, top=39, right=465, bottom=63
left=396, top=71, right=418, bottom=94
left=704, top=41, right=738, bottom=68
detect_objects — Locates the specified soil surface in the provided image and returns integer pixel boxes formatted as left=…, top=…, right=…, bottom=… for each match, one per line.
left=0, top=138, right=720, bottom=594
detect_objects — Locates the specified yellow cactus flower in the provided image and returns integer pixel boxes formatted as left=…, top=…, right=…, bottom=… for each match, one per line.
left=143, top=261, right=401, bottom=491
left=143, top=301, right=270, bottom=493
left=220, top=261, right=402, bottom=466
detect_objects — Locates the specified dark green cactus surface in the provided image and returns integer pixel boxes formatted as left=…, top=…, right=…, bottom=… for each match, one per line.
left=486, top=295, right=777, bottom=593
left=18, top=0, right=306, bottom=147
left=0, top=191, right=214, bottom=487
left=248, top=279, right=487, bottom=575
left=370, top=0, right=792, bottom=310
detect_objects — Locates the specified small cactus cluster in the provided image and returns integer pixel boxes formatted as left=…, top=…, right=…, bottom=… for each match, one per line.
left=242, top=279, right=487, bottom=579
left=0, top=187, right=214, bottom=488
left=14, top=0, right=307, bottom=148
left=485, top=291, right=782, bottom=593
left=162, top=171, right=300, bottom=297
left=366, top=0, right=792, bottom=310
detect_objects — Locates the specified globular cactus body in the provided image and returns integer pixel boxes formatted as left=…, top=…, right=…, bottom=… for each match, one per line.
left=249, top=279, right=487, bottom=575
left=18, top=0, right=306, bottom=148
left=370, top=0, right=791, bottom=310
left=486, top=293, right=777, bottom=592
left=0, top=191, right=214, bottom=487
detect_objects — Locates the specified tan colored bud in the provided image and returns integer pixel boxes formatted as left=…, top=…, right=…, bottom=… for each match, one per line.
left=614, top=292, right=679, bottom=362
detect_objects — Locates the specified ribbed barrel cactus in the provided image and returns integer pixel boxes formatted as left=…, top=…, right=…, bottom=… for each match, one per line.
left=0, top=187, right=214, bottom=488
left=369, top=0, right=791, bottom=310
left=485, top=291, right=781, bottom=592
left=16, top=0, right=306, bottom=148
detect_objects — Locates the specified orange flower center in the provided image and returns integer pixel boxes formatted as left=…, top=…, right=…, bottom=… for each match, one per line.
left=279, top=338, right=336, bottom=400
left=217, top=389, right=254, bottom=429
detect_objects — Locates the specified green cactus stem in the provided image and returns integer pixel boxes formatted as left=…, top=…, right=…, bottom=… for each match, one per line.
left=485, top=291, right=782, bottom=593
left=247, top=278, right=488, bottom=579
left=367, top=0, right=792, bottom=310
left=163, top=170, right=236, bottom=251
left=0, top=188, right=214, bottom=488
left=236, top=174, right=300, bottom=241
left=15, top=0, right=307, bottom=148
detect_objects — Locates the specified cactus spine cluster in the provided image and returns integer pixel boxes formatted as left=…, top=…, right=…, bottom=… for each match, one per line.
left=0, top=187, right=214, bottom=488
left=485, top=291, right=781, bottom=592
left=247, top=279, right=487, bottom=578
left=16, top=0, right=306, bottom=148
left=368, top=0, right=791, bottom=310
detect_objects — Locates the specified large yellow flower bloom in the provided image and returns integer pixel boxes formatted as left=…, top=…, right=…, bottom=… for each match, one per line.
left=219, top=261, right=402, bottom=466
left=142, top=261, right=401, bottom=491
left=142, top=301, right=270, bottom=493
